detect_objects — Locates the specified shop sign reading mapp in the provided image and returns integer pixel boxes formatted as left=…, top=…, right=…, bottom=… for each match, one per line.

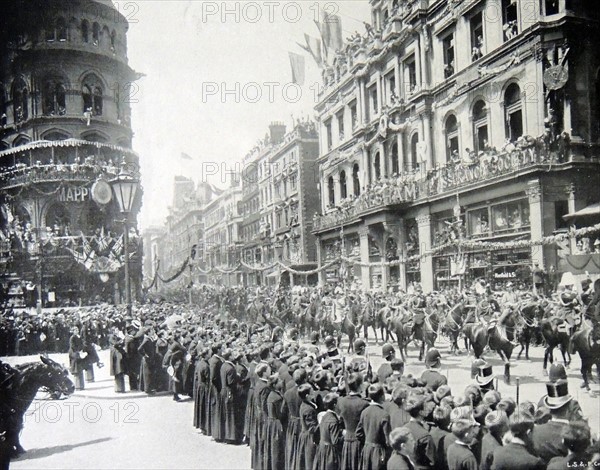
left=58, top=185, right=89, bottom=202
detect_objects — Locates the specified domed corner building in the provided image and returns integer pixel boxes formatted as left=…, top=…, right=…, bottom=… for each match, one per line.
left=0, top=0, right=143, bottom=308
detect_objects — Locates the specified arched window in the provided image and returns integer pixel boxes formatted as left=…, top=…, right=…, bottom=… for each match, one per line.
left=374, top=152, right=381, bottom=180
left=93, top=86, right=103, bottom=115
left=56, top=17, right=67, bottom=41
left=445, top=114, right=459, bottom=161
left=13, top=135, right=31, bottom=147
left=81, top=20, right=89, bottom=43
left=12, top=79, right=28, bottom=122
left=110, top=30, right=116, bottom=51
left=0, top=85, right=6, bottom=120
left=504, top=83, right=523, bottom=142
left=102, top=26, right=110, bottom=48
left=340, top=170, right=347, bottom=199
left=42, top=130, right=71, bottom=141
left=43, top=79, right=67, bottom=116
left=81, top=131, right=108, bottom=143
left=92, top=22, right=100, bottom=45
left=472, top=100, right=488, bottom=152
left=353, top=163, right=361, bottom=196
left=81, top=75, right=103, bottom=115
left=328, top=176, right=335, bottom=206
left=410, top=133, right=419, bottom=171
left=391, top=138, right=399, bottom=175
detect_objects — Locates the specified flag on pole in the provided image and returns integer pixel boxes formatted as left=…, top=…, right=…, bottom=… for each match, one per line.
left=304, top=34, right=323, bottom=67
left=181, top=152, right=193, bottom=161
left=289, top=52, right=306, bottom=86
left=328, top=15, right=344, bottom=52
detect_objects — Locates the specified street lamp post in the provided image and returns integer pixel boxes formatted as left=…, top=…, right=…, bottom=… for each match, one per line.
left=110, top=164, right=139, bottom=316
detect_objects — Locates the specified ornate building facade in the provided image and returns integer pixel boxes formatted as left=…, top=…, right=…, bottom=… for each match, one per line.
left=314, top=0, right=600, bottom=292
left=0, top=0, right=142, bottom=306
left=240, top=121, right=320, bottom=286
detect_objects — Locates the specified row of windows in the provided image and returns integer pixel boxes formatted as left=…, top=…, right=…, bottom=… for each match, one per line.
left=0, top=73, right=120, bottom=124
left=43, top=18, right=118, bottom=51
left=327, top=164, right=361, bottom=207
left=443, top=83, right=523, bottom=162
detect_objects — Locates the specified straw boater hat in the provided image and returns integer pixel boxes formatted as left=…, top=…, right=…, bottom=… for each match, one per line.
left=543, top=379, right=573, bottom=409
left=475, top=363, right=495, bottom=386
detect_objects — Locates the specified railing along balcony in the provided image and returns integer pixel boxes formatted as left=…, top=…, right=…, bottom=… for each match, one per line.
left=314, top=140, right=593, bottom=232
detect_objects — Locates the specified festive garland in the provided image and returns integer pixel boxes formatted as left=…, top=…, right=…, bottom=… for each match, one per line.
left=157, top=257, right=189, bottom=283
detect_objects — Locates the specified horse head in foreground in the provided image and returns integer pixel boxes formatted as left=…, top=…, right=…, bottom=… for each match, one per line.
left=1, top=355, right=75, bottom=458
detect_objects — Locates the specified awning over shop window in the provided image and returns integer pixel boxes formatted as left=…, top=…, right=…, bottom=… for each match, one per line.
left=563, top=202, right=600, bottom=222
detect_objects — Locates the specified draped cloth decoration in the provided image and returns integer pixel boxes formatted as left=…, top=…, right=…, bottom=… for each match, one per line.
left=157, top=257, right=189, bottom=284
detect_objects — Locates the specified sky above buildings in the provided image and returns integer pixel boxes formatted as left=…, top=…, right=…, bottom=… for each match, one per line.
left=125, top=1, right=371, bottom=229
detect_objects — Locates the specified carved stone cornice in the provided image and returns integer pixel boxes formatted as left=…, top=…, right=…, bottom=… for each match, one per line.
left=416, top=214, right=431, bottom=226
left=526, top=181, right=542, bottom=203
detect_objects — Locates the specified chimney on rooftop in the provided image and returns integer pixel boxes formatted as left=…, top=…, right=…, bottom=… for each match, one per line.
left=269, top=122, right=286, bottom=145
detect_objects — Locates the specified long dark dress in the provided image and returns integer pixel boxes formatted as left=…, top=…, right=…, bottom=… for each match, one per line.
left=284, top=385, right=302, bottom=470
left=68, top=333, right=86, bottom=389
left=244, top=361, right=257, bottom=442
left=235, top=362, right=250, bottom=443
left=297, top=401, right=319, bottom=470
left=338, top=394, right=370, bottom=470
left=356, top=402, right=391, bottom=470
left=219, top=360, right=238, bottom=442
left=138, top=335, right=158, bottom=393
left=109, top=334, right=127, bottom=392
left=208, top=354, right=223, bottom=440
left=193, top=358, right=209, bottom=431
left=251, top=378, right=270, bottom=469
left=313, top=410, right=343, bottom=470
left=263, top=389, right=287, bottom=470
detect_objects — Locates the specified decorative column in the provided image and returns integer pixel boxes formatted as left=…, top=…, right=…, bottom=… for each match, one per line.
left=526, top=179, right=544, bottom=266
left=416, top=214, right=434, bottom=292
left=421, top=111, right=433, bottom=170
left=316, top=239, right=324, bottom=287
left=396, top=219, right=407, bottom=290
left=358, top=226, right=371, bottom=291
left=566, top=183, right=587, bottom=254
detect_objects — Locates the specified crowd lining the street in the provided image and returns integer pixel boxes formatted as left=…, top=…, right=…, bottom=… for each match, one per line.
left=1, top=277, right=600, bottom=469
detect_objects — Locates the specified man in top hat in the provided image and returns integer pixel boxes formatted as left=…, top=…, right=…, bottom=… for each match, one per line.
left=421, top=348, right=447, bottom=392
left=531, top=379, right=573, bottom=463
left=491, top=410, right=544, bottom=470
left=474, top=363, right=495, bottom=392
left=539, top=364, right=583, bottom=420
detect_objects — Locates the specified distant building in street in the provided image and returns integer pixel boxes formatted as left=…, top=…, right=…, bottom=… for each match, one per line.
left=0, top=0, right=142, bottom=306
left=240, top=120, right=320, bottom=286
left=313, top=0, right=600, bottom=292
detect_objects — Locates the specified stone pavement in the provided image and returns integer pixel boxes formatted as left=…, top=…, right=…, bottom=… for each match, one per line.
left=4, top=336, right=599, bottom=469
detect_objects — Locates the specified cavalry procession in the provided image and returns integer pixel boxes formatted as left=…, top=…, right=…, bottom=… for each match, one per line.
left=1, top=277, right=599, bottom=469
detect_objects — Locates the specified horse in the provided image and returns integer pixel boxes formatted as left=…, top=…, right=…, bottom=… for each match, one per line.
left=540, top=316, right=572, bottom=373
left=412, top=309, right=439, bottom=362
left=463, top=322, right=514, bottom=383
left=1, top=356, right=75, bottom=458
left=570, top=320, right=600, bottom=391
left=441, top=301, right=469, bottom=355
left=515, top=302, right=542, bottom=361
left=387, top=306, right=413, bottom=362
